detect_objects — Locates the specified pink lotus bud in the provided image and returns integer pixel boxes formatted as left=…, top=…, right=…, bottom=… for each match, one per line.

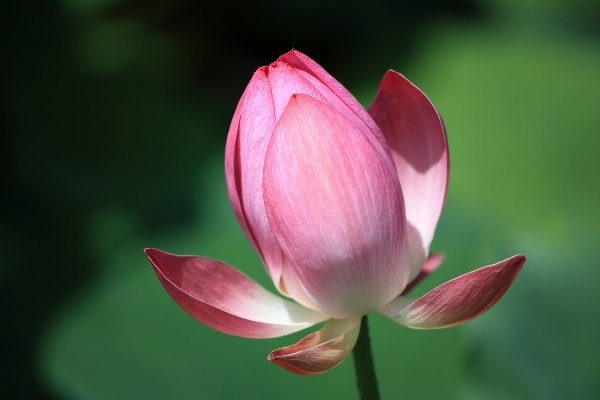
left=146, top=50, right=524, bottom=375
left=226, top=51, right=411, bottom=318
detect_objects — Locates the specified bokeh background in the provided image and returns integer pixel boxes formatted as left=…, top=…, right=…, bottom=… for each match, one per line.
left=2, top=0, right=600, bottom=398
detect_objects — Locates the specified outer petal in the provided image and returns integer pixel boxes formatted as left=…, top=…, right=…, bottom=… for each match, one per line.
left=268, top=318, right=361, bottom=376
left=369, top=71, right=449, bottom=279
left=263, top=94, right=409, bottom=318
left=225, top=68, right=285, bottom=288
left=145, top=248, right=328, bottom=338
left=379, top=255, right=525, bottom=329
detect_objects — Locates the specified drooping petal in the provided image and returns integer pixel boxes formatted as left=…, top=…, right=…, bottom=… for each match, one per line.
left=225, top=68, right=285, bottom=288
left=268, top=318, right=361, bottom=375
left=379, top=255, right=525, bottom=329
left=369, top=71, right=449, bottom=279
left=400, top=253, right=445, bottom=295
left=263, top=93, right=409, bottom=319
left=145, top=248, right=328, bottom=338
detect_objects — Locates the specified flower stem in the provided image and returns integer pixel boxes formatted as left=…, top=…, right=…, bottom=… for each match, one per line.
left=352, top=315, right=380, bottom=400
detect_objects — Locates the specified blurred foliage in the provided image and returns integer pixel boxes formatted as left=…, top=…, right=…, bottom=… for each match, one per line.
left=2, top=0, right=600, bottom=399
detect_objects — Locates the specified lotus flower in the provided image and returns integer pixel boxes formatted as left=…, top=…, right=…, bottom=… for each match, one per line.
left=145, top=50, right=525, bottom=375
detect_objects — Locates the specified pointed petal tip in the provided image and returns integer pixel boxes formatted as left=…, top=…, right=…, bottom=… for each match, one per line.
left=383, top=69, right=404, bottom=79
left=144, top=247, right=164, bottom=260
left=144, top=247, right=173, bottom=262
left=144, top=247, right=174, bottom=272
left=145, top=248, right=193, bottom=280
left=391, top=254, right=525, bottom=329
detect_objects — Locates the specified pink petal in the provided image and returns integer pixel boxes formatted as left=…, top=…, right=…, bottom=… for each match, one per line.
left=225, top=73, right=257, bottom=251
left=279, top=256, right=322, bottom=312
left=225, top=68, right=285, bottom=288
left=379, top=255, right=525, bottom=329
left=265, top=61, right=329, bottom=120
left=145, top=248, right=328, bottom=338
left=369, top=71, right=449, bottom=279
left=268, top=318, right=361, bottom=375
left=279, top=50, right=399, bottom=187
left=263, top=93, right=409, bottom=318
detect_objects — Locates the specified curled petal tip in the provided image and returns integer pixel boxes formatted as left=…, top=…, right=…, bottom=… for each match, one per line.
left=268, top=318, right=361, bottom=375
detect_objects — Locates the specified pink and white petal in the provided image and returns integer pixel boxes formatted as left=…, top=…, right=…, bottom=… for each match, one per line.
left=379, top=255, right=525, bottom=329
left=400, top=253, right=445, bottom=295
left=263, top=94, right=409, bottom=319
left=280, top=50, right=399, bottom=186
left=279, top=256, right=323, bottom=312
left=369, top=71, right=449, bottom=279
left=225, top=68, right=285, bottom=288
left=268, top=318, right=361, bottom=375
left=145, top=248, right=328, bottom=338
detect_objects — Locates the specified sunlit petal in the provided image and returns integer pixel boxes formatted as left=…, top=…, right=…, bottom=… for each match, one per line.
left=380, top=255, right=525, bottom=329
left=263, top=93, right=409, bottom=318
left=145, top=248, right=328, bottom=338
left=369, top=71, right=449, bottom=279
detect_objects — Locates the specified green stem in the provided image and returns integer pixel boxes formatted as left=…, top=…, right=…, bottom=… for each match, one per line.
left=352, top=315, right=380, bottom=399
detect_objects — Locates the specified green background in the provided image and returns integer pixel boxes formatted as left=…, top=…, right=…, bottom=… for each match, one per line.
left=2, top=0, right=599, bottom=398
